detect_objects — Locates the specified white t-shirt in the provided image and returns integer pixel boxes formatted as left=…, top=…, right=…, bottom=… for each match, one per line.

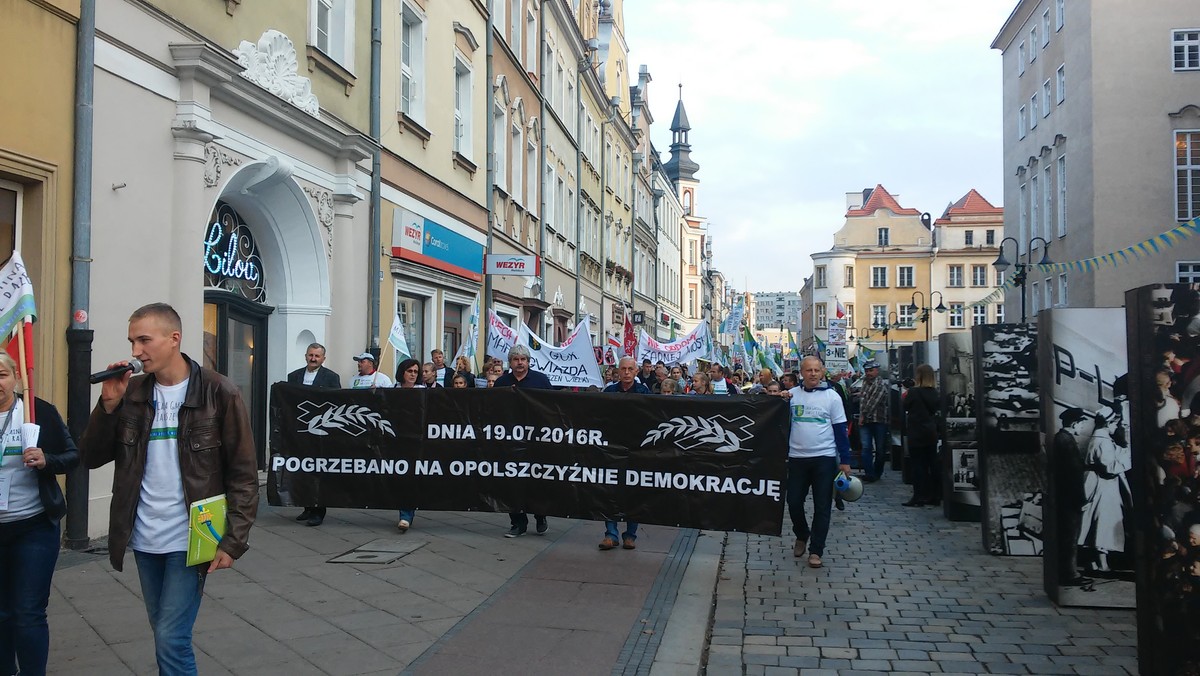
left=130, top=379, right=190, bottom=553
left=302, top=368, right=318, bottom=385
left=0, top=403, right=41, bottom=522
left=436, top=366, right=449, bottom=383
left=787, top=386, right=847, bottom=459
left=351, top=371, right=392, bottom=389
left=712, top=378, right=728, bottom=394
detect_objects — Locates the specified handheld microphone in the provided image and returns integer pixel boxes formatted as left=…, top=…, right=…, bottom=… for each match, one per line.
left=89, top=358, right=144, bottom=384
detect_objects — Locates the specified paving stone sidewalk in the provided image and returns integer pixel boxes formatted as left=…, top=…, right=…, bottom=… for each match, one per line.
left=708, top=477, right=1138, bottom=676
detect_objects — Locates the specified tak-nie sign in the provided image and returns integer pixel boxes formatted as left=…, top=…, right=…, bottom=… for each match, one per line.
left=484, top=254, right=540, bottom=276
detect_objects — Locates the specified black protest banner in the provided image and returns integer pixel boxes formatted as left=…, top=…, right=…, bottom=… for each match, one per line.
left=268, top=384, right=791, bottom=535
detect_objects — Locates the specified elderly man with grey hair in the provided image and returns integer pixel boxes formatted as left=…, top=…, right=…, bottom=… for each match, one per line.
left=493, top=343, right=553, bottom=537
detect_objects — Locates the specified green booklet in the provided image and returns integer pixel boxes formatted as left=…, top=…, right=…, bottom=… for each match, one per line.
left=186, top=494, right=227, bottom=567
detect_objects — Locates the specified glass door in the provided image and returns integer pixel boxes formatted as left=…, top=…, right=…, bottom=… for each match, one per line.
left=204, top=292, right=272, bottom=468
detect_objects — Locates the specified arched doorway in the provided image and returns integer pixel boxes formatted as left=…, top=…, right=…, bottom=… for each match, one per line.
left=203, top=156, right=331, bottom=467
left=203, top=200, right=273, bottom=467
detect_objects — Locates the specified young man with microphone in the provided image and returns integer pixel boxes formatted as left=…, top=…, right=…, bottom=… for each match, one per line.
left=82, top=303, right=258, bottom=676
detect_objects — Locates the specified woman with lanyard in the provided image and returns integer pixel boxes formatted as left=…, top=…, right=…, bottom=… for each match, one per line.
left=392, top=358, right=422, bottom=533
left=0, top=351, right=79, bottom=676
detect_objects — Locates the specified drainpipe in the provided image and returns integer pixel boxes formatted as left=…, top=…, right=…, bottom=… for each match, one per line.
left=482, top=3, right=495, bottom=339
left=64, top=0, right=96, bottom=550
left=368, top=0, right=382, bottom=357
left=598, top=97, right=617, bottom=339
left=537, top=0, right=547, bottom=338
left=573, top=50, right=586, bottom=342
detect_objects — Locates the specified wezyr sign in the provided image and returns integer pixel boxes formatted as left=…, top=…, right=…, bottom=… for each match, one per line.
left=485, top=254, right=540, bottom=276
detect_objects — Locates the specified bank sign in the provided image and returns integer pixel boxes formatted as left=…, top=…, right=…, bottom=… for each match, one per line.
left=484, top=254, right=540, bottom=276
left=392, top=208, right=484, bottom=281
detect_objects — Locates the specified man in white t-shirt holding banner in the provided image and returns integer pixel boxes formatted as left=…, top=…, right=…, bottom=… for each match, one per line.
left=785, top=356, right=852, bottom=569
left=83, top=303, right=258, bottom=676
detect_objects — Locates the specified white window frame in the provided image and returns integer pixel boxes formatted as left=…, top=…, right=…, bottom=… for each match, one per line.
left=870, top=266, right=887, bottom=288
left=1030, top=173, right=1040, bottom=239
left=1018, top=41, right=1026, bottom=75
left=1019, top=182, right=1028, bottom=244
left=1031, top=282, right=1041, bottom=314
left=815, top=265, right=826, bottom=288
left=510, top=0, right=521, bottom=57
left=996, top=303, right=1005, bottom=323
left=986, top=229, right=995, bottom=246
left=1042, top=10, right=1050, bottom=48
left=493, top=100, right=508, bottom=191
left=948, top=303, right=964, bottom=329
left=1018, top=106, right=1027, bottom=140
left=1030, top=93, right=1039, bottom=129
left=526, top=133, right=538, bottom=216
left=877, top=227, right=889, bottom=246
left=1055, top=0, right=1064, bottom=31
left=971, top=264, right=987, bottom=287
left=526, top=10, right=537, bottom=69
left=492, top=0, right=506, bottom=48
left=511, top=110, right=524, bottom=206
left=1056, top=65, right=1065, bottom=103
left=897, top=265, right=914, bottom=288
left=1177, top=131, right=1200, bottom=221
left=1058, top=273, right=1068, bottom=306
left=972, top=305, right=987, bottom=326
left=1043, top=279, right=1053, bottom=309
left=1042, top=79, right=1052, bottom=117
left=897, top=304, right=915, bottom=328
left=1057, top=155, right=1067, bottom=237
left=399, top=3, right=426, bottom=121
left=1041, top=164, right=1052, bottom=240
left=310, top=0, right=354, bottom=68
left=964, top=229, right=974, bottom=246
left=816, top=303, right=827, bottom=329
left=1174, top=29, right=1200, bottom=71
left=948, top=264, right=963, bottom=288
left=845, top=265, right=854, bottom=288
left=1029, top=27, right=1038, bottom=61
left=453, top=55, right=473, bottom=157
left=1178, top=261, right=1200, bottom=283
left=870, top=304, right=887, bottom=328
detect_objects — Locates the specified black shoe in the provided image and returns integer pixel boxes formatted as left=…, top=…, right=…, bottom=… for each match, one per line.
left=902, top=498, right=922, bottom=507
left=305, top=514, right=324, bottom=527
left=535, top=517, right=548, bottom=535
left=295, top=509, right=313, bottom=522
left=504, top=526, right=527, bottom=538
left=835, top=494, right=845, bottom=511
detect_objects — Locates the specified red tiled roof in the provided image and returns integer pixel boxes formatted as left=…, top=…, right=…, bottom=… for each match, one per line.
left=845, top=184, right=921, bottom=217
left=937, top=189, right=1003, bottom=222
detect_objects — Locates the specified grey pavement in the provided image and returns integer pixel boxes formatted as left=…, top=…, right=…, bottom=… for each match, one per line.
left=44, top=474, right=1138, bottom=675
left=710, top=475, right=1138, bottom=676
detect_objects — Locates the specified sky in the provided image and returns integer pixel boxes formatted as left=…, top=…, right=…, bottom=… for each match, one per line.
left=623, top=0, right=1016, bottom=293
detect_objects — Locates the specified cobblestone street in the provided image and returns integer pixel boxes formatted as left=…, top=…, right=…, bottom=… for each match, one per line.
left=707, top=477, right=1137, bottom=675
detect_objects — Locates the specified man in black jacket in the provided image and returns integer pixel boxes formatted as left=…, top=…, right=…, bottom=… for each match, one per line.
left=287, top=343, right=341, bottom=525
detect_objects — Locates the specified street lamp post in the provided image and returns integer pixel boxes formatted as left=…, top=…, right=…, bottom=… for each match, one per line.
left=992, top=236, right=1054, bottom=323
left=907, top=290, right=947, bottom=342
left=872, top=313, right=896, bottom=352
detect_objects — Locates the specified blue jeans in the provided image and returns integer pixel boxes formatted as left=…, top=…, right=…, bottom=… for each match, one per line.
left=0, top=514, right=59, bottom=676
left=133, top=550, right=206, bottom=676
left=398, top=509, right=416, bottom=524
left=787, top=456, right=838, bottom=556
left=859, top=422, right=889, bottom=479
left=604, top=520, right=638, bottom=542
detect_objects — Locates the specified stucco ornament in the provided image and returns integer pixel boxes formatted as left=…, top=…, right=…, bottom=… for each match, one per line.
left=203, top=144, right=243, bottom=188
left=302, top=185, right=336, bottom=258
left=234, top=30, right=320, bottom=117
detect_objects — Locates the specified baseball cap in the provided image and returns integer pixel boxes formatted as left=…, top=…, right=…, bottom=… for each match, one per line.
left=352, top=352, right=377, bottom=363
left=863, top=360, right=880, bottom=370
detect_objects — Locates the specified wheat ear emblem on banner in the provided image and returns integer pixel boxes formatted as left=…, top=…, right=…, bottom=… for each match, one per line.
left=641, top=415, right=754, bottom=453
left=301, top=404, right=395, bottom=437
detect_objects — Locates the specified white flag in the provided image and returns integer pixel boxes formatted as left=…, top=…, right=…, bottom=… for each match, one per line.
left=388, top=312, right=411, bottom=359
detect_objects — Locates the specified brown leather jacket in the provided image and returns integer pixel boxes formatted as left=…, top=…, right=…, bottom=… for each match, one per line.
left=81, top=355, right=259, bottom=571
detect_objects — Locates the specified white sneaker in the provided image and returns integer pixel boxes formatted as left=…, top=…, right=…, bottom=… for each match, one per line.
left=397, top=519, right=410, bottom=533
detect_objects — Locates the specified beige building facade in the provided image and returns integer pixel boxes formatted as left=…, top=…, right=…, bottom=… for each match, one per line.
left=87, top=0, right=375, bottom=535
left=992, top=0, right=1200, bottom=314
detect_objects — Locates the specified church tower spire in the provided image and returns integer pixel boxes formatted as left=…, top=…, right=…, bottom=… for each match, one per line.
left=664, top=85, right=700, bottom=187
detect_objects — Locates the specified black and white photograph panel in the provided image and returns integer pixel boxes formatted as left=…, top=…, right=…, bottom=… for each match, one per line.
left=1039, top=308, right=1133, bottom=608
left=978, top=324, right=1040, bottom=436
left=1127, top=285, right=1200, bottom=675
left=940, top=332, right=980, bottom=519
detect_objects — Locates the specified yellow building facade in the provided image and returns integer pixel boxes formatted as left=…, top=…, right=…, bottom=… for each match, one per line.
left=0, top=0, right=80, bottom=403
